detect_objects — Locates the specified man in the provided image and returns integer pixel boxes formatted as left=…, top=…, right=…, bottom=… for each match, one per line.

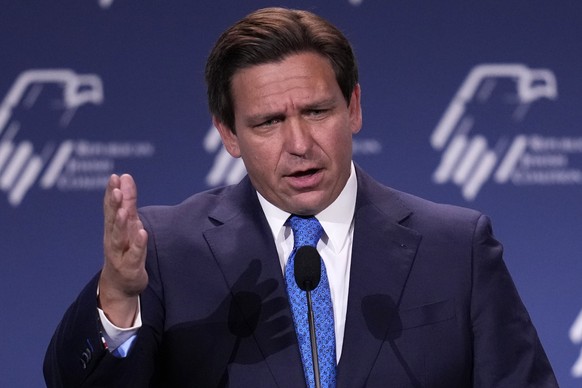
left=44, top=7, right=557, bottom=387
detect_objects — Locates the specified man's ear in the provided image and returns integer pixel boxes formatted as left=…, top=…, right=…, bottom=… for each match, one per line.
left=213, top=116, right=241, bottom=158
left=349, top=83, right=362, bottom=135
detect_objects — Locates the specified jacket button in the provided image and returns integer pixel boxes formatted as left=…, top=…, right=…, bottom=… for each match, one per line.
left=80, top=347, right=92, bottom=369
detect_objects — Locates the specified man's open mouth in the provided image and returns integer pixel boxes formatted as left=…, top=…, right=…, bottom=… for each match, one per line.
left=289, top=168, right=320, bottom=178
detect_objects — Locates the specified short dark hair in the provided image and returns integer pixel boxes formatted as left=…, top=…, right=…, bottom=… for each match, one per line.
left=205, top=7, right=359, bottom=132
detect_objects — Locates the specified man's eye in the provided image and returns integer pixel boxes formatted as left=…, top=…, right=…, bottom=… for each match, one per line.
left=256, top=118, right=281, bottom=127
left=308, top=109, right=327, bottom=117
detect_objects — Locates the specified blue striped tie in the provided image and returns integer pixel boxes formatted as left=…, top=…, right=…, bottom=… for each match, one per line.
left=285, top=215, right=336, bottom=388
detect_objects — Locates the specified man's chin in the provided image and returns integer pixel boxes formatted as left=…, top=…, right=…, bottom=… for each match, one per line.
left=284, top=192, right=330, bottom=216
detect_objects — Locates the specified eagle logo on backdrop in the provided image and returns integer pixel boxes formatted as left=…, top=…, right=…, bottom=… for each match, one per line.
left=431, top=63, right=582, bottom=201
left=0, top=70, right=102, bottom=206
left=0, top=69, right=155, bottom=207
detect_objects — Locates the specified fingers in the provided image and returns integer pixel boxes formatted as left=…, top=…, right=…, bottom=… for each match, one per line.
left=104, top=174, right=121, bottom=233
left=104, top=173, right=138, bottom=229
left=119, top=174, right=139, bottom=220
left=104, top=173, right=139, bottom=235
left=127, top=219, right=148, bottom=261
left=103, top=173, right=147, bottom=263
left=109, top=206, right=131, bottom=255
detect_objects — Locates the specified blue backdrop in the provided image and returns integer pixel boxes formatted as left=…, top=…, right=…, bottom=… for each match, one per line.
left=1, top=1, right=581, bottom=386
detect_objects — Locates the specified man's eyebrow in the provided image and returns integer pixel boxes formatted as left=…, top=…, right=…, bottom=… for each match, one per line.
left=243, top=96, right=340, bottom=124
left=244, top=111, right=285, bottom=125
left=298, top=97, right=340, bottom=113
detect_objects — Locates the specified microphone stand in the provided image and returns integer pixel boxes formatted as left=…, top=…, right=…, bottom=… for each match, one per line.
left=305, top=282, right=321, bottom=388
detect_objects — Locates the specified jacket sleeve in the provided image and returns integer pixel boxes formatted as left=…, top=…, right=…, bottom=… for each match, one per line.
left=470, top=214, right=558, bottom=387
left=43, top=217, right=166, bottom=388
left=43, top=273, right=119, bottom=387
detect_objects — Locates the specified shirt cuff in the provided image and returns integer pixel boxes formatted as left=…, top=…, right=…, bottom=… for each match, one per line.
left=97, top=297, right=142, bottom=354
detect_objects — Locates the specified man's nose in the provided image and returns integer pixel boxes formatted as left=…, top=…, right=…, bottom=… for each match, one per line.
left=284, top=118, right=312, bottom=157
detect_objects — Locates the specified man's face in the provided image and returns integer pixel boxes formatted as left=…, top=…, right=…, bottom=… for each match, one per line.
left=215, top=52, right=362, bottom=215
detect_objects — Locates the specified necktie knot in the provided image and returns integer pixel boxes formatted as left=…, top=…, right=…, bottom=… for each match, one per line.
left=289, top=215, right=323, bottom=248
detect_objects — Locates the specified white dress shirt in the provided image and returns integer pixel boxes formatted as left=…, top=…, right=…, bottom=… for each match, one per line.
left=100, top=163, right=358, bottom=364
left=257, top=162, right=357, bottom=362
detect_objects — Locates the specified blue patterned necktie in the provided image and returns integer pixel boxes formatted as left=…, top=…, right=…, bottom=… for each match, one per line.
left=285, top=215, right=337, bottom=388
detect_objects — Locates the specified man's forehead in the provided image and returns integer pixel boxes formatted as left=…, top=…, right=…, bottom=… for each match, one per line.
left=229, top=54, right=341, bottom=114
left=230, top=51, right=336, bottom=84
left=230, top=53, right=336, bottom=91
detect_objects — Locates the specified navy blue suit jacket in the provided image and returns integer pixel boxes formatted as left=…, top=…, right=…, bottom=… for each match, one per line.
left=44, top=166, right=557, bottom=387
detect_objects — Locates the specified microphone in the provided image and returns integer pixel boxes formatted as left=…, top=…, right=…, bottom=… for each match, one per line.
left=294, top=246, right=321, bottom=291
left=294, top=246, right=322, bottom=388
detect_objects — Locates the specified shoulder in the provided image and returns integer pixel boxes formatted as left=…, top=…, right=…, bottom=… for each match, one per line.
left=139, top=185, right=225, bottom=222
left=398, top=189, right=482, bottom=224
left=137, top=176, right=254, bottom=233
left=356, top=166, right=485, bottom=234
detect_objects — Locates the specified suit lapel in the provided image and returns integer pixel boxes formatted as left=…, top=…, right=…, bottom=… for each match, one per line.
left=337, top=169, right=422, bottom=387
left=203, top=178, right=305, bottom=387
left=200, top=170, right=422, bottom=386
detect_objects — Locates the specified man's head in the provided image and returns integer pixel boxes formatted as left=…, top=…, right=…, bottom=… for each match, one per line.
left=208, top=8, right=362, bottom=215
left=205, top=7, right=359, bottom=132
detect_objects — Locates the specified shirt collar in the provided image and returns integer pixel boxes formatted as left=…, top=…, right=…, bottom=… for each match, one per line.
left=257, top=162, right=358, bottom=253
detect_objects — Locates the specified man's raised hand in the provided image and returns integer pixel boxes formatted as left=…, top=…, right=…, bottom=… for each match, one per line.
left=99, top=174, right=148, bottom=328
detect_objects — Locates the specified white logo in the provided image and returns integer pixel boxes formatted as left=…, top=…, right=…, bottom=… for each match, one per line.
left=98, top=0, right=114, bottom=9
left=0, top=69, right=155, bottom=207
left=203, top=125, right=246, bottom=187
left=431, top=64, right=582, bottom=200
left=570, top=309, right=582, bottom=378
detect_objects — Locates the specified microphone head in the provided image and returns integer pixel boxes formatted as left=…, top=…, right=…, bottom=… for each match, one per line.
left=294, top=246, right=321, bottom=291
